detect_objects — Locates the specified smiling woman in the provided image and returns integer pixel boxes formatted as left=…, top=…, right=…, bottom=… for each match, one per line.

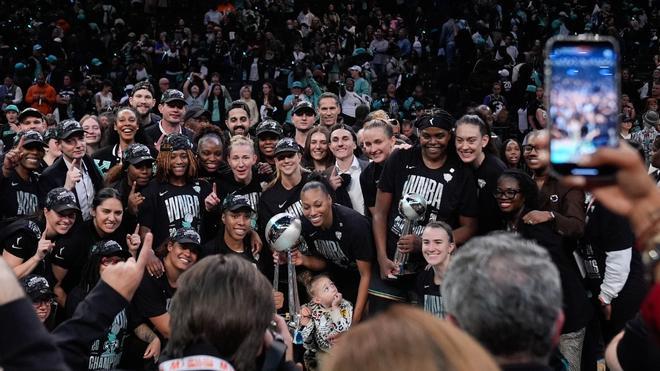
left=133, top=228, right=202, bottom=341
left=139, top=133, right=211, bottom=249
left=93, top=107, right=152, bottom=175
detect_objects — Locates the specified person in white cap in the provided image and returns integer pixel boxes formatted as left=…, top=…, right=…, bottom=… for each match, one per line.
left=349, top=65, right=371, bottom=98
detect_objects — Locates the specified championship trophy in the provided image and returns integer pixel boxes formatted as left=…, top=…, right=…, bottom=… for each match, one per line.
left=393, top=192, right=427, bottom=276
left=266, top=213, right=303, bottom=343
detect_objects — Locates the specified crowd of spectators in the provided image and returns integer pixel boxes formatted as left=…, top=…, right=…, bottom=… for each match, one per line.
left=1, top=1, right=660, bottom=371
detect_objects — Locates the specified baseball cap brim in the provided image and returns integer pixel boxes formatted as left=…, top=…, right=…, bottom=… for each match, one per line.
left=22, top=138, right=48, bottom=148
left=274, top=147, right=299, bottom=156
left=127, top=156, right=154, bottom=165
left=30, top=290, right=56, bottom=301
left=293, top=107, right=315, bottom=115
left=225, top=203, right=255, bottom=213
left=59, top=128, right=84, bottom=139
left=102, top=249, right=132, bottom=259
left=257, top=128, right=282, bottom=137
left=163, top=97, right=186, bottom=104
left=51, top=203, right=81, bottom=213
left=18, top=110, right=43, bottom=121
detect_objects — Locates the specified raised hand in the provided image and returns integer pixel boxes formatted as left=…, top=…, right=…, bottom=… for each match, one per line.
left=204, top=182, right=221, bottom=211
left=36, top=233, right=55, bottom=261
left=127, top=181, right=145, bottom=215
left=154, top=133, right=165, bottom=152
left=64, top=158, right=82, bottom=190
left=2, top=135, right=24, bottom=177
left=328, top=166, right=343, bottom=190
left=101, top=232, right=154, bottom=301
left=126, top=223, right=141, bottom=257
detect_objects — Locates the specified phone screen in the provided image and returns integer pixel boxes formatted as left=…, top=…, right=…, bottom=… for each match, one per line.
left=548, top=40, right=619, bottom=176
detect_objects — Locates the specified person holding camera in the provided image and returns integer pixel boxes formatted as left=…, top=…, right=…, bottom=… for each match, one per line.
left=159, top=254, right=300, bottom=371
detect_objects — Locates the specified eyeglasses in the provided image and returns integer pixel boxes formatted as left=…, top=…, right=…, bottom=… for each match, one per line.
left=523, top=145, right=539, bottom=154
left=493, top=188, right=521, bottom=200
left=33, top=299, right=54, bottom=307
left=101, top=256, right=126, bottom=266
left=275, top=152, right=296, bottom=161
left=166, top=102, right=185, bottom=109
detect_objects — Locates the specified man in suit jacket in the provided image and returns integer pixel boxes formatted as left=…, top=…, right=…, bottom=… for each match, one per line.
left=328, top=124, right=369, bottom=215
left=39, top=119, right=104, bottom=220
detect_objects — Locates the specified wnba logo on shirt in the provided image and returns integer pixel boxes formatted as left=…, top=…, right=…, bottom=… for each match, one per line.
left=164, top=195, right=200, bottom=225
left=402, top=175, right=443, bottom=209
left=16, top=191, right=38, bottom=215
left=314, top=240, right=350, bottom=268
left=285, top=201, right=304, bottom=218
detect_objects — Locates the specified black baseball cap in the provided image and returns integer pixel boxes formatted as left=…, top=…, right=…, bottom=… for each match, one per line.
left=123, top=143, right=154, bottom=165
left=161, top=133, right=193, bottom=151
left=43, top=127, right=58, bottom=142
left=131, top=80, right=155, bottom=96
left=14, top=130, right=47, bottom=148
left=293, top=101, right=315, bottom=116
left=171, top=228, right=202, bottom=249
left=222, top=193, right=254, bottom=213
left=21, top=275, right=56, bottom=301
left=18, top=108, right=43, bottom=122
left=256, top=119, right=283, bottom=138
left=415, top=112, right=454, bottom=131
left=160, top=89, right=186, bottom=105
left=45, top=187, right=80, bottom=213
left=90, top=240, right=131, bottom=259
left=56, top=119, right=84, bottom=139
left=274, top=137, right=300, bottom=156
left=184, top=106, right=211, bottom=122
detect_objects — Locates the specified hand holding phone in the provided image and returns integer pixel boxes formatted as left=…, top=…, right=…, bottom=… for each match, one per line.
left=545, top=36, right=620, bottom=178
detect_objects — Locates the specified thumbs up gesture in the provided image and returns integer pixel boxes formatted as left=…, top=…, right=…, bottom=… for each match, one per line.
left=64, top=158, right=82, bottom=190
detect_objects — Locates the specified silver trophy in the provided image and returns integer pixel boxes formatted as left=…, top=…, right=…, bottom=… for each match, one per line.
left=266, top=213, right=303, bottom=334
left=394, top=192, right=427, bottom=276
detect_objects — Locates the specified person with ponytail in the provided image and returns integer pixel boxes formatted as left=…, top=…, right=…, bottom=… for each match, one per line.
left=294, top=180, right=373, bottom=323
left=454, top=114, right=506, bottom=234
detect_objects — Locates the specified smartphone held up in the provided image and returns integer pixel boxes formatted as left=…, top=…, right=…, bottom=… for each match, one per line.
left=545, top=35, right=620, bottom=178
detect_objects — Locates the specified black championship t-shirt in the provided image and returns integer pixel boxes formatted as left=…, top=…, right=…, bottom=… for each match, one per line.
left=379, top=147, right=478, bottom=259
left=359, top=161, right=382, bottom=216
left=132, top=269, right=175, bottom=321
left=474, top=153, right=506, bottom=235
left=0, top=170, right=40, bottom=224
left=415, top=267, right=445, bottom=318
left=0, top=218, right=53, bottom=281
left=258, top=172, right=309, bottom=236
left=138, top=179, right=211, bottom=248
left=257, top=173, right=311, bottom=298
left=51, top=219, right=127, bottom=292
left=66, top=287, right=132, bottom=370
left=215, top=173, right=264, bottom=216
left=301, top=204, right=374, bottom=303
left=201, top=233, right=258, bottom=266
left=301, top=204, right=373, bottom=270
